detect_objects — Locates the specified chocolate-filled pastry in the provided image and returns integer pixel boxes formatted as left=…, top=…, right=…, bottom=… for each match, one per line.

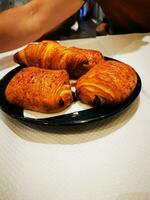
left=14, top=40, right=104, bottom=78
left=69, top=47, right=103, bottom=66
left=76, top=60, right=137, bottom=107
left=5, top=67, right=73, bottom=113
left=68, top=46, right=104, bottom=75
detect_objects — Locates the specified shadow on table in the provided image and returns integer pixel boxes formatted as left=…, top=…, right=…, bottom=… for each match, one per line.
left=1, top=97, right=140, bottom=144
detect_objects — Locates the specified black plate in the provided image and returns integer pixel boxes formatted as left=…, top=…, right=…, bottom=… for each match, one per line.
left=0, top=59, right=142, bottom=128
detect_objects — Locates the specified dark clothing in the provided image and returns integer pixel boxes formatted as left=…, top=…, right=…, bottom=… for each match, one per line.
left=0, top=0, right=14, bottom=11
left=96, top=0, right=150, bottom=34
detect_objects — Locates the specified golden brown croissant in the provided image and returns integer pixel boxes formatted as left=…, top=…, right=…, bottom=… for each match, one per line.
left=5, top=67, right=73, bottom=113
left=76, top=60, right=137, bottom=106
left=14, top=40, right=104, bottom=78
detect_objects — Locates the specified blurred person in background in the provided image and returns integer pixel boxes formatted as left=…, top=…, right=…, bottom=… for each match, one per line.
left=1, top=0, right=149, bottom=52
left=95, top=0, right=150, bottom=35
left=0, top=0, right=85, bottom=52
left=38, top=11, right=80, bottom=41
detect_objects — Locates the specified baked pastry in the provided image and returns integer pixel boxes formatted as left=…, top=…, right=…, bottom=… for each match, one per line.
left=76, top=60, right=137, bottom=106
left=5, top=67, right=73, bottom=113
left=14, top=40, right=61, bottom=68
left=68, top=47, right=104, bottom=74
left=14, top=40, right=104, bottom=78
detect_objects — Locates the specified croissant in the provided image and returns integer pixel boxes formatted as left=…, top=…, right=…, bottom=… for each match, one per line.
left=5, top=67, right=73, bottom=113
left=14, top=40, right=104, bottom=78
left=76, top=60, right=137, bottom=106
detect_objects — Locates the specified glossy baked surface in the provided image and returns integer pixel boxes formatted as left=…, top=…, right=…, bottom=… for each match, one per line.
left=0, top=58, right=141, bottom=128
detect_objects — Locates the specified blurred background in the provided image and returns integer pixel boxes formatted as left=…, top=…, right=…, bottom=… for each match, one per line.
left=0, top=0, right=107, bottom=40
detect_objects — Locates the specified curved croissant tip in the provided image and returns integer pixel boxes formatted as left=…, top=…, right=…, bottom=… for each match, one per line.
left=13, top=53, right=18, bottom=62
left=13, top=52, right=23, bottom=65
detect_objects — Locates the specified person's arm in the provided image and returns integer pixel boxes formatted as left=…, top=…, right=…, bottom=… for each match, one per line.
left=0, top=0, right=84, bottom=52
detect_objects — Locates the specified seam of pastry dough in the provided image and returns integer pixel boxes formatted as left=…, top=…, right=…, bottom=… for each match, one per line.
left=78, top=83, right=115, bottom=98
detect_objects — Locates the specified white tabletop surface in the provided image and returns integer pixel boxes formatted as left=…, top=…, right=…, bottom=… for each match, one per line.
left=0, top=33, right=150, bottom=200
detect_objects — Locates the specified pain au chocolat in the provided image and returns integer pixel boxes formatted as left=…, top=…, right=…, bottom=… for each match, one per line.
left=14, top=40, right=104, bottom=78
left=76, top=60, right=138, bottom=107
left=5, top=67, right=73, bottom=113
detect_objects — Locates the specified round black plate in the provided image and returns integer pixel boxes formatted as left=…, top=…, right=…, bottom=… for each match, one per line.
left=0, top=59, right=142, bottom=127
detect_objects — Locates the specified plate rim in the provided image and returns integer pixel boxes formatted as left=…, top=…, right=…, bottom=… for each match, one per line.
left=0, top=57, right=142, bottom=127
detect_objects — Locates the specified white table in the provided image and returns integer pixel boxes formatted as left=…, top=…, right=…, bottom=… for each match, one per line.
left=0, top=33, right=150, bottom=200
